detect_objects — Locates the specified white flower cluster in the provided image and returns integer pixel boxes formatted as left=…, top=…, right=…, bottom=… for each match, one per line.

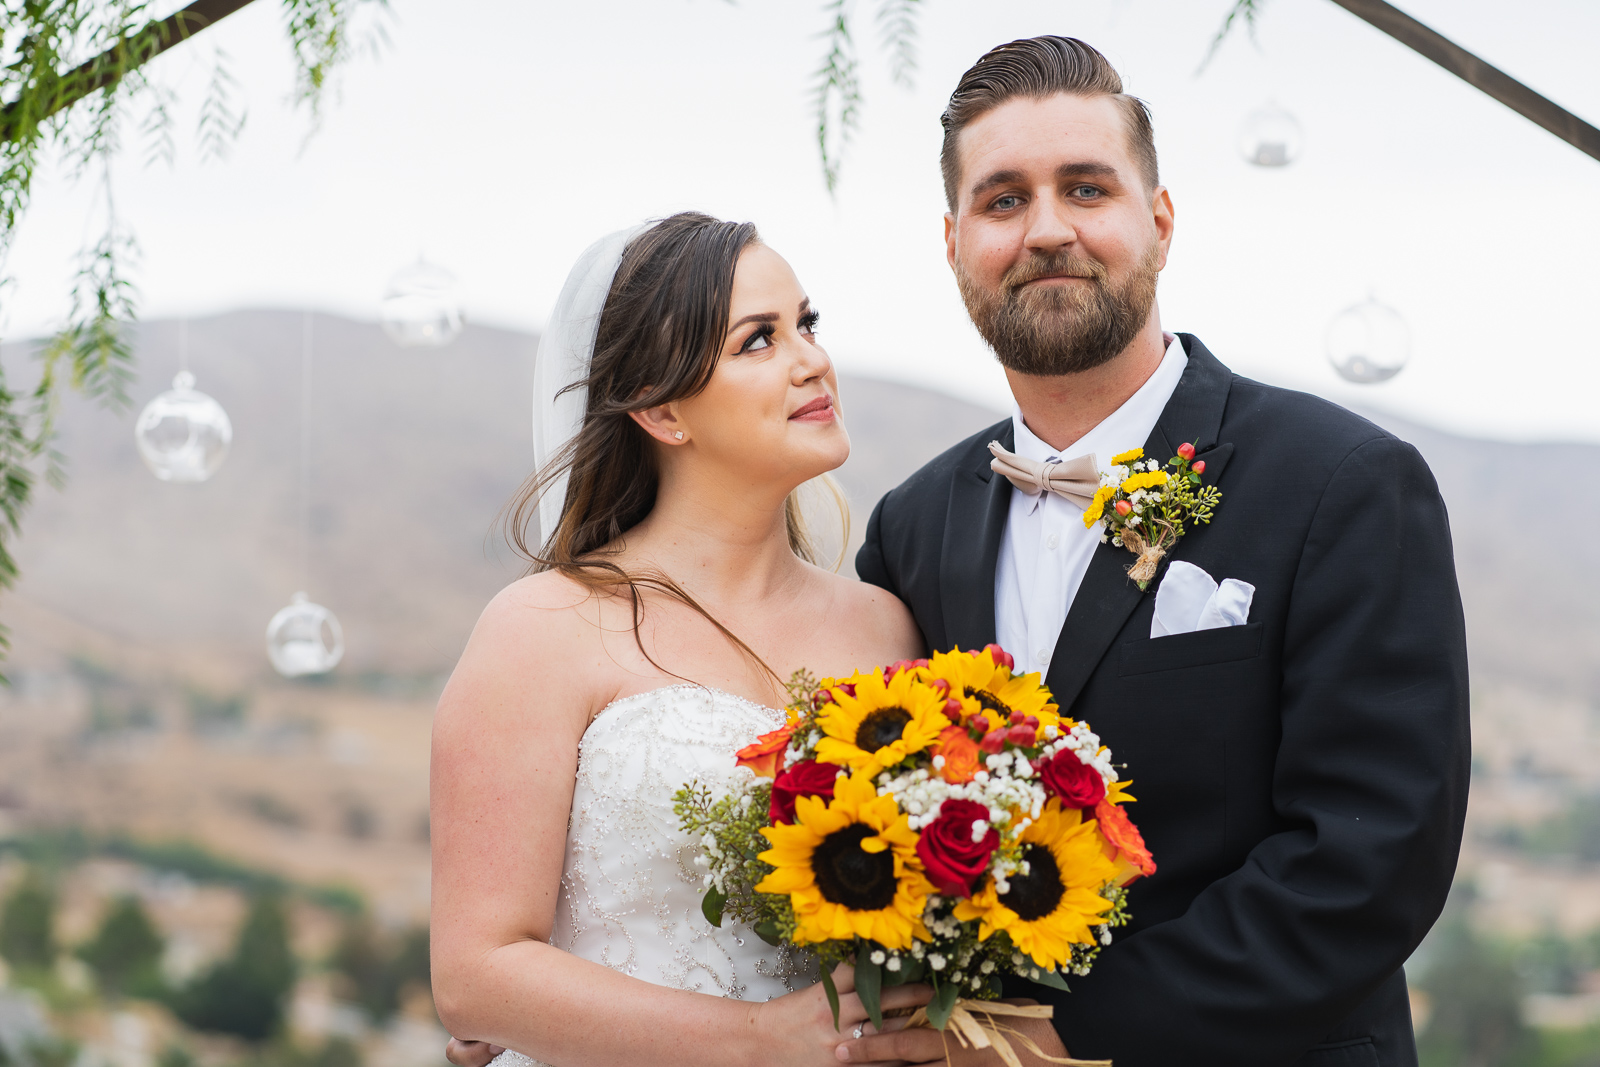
left=874, top=762, right=1047, bottom=841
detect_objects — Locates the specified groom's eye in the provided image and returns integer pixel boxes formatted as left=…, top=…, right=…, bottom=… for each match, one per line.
left=739, top=326, right=774, bottom=353
left=992, top=195, right=1022, bottom=211
left=1070, top=184, right=1103, bottom=200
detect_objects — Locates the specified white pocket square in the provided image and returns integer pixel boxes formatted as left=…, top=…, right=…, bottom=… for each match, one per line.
left=1150, top=560, right=1255, bottom=639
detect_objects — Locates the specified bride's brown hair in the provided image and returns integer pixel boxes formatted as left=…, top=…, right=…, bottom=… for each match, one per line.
left=504, top=211, right=848, bottom=684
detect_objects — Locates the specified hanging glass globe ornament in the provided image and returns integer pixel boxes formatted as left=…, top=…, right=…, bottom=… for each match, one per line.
left=133, top=371, right=233, bottom=482
left=266, top=592, right=345, bottom=677
left=380, top=257, right=463, bottom=347
left=1327, top=297, right=1411, bottom=384
left=1238, top=103, right=1304, bottom=167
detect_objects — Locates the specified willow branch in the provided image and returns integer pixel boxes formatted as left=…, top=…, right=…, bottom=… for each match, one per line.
left=0, top=0, right=260, bottom=142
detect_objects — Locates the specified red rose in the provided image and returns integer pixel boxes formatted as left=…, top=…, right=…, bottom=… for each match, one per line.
left=1038, top=750, right=1107, bottom=808
left=769, top=760, right=838, bottom=824
left=916, top=798, right=1000, bottom=897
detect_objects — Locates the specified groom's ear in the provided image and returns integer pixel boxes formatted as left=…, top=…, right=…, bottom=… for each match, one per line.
left=944, top=212, right=957, bottom=273
left=629, top=403, right=687, bottom=446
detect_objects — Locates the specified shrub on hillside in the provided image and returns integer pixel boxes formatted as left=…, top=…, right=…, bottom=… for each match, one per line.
left=170, top=894, right=296, bottom=1041
left=0, top=875, right=55, bottom=970
left=78, top=895, right=165, bottom=998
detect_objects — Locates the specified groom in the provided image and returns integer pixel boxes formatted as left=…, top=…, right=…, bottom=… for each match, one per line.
left=843, top=36, right=1469, bottom=1067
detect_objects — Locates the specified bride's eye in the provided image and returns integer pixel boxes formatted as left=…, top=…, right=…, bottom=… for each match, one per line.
left=799, top=310, right=820, bottom=338
left=739, top=325, right=774, bottom=353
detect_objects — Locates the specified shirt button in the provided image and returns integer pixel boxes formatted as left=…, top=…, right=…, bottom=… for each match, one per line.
left=1037, top=648, right=1052, bottom=665
left=1046, top=534, right=1060, bottom=550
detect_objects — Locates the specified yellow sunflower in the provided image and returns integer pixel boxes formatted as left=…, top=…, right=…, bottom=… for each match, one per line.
left=756, top=770, right=934, bottom=950
left=925, top=648, right=1060, bottom=738
left=953, top=800, right=1118, bottom=971
left=814, top=668, right=949, bottom=776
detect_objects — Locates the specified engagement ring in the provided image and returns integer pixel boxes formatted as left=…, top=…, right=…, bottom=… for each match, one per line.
left=852, top=1025, right=864, bottom=1039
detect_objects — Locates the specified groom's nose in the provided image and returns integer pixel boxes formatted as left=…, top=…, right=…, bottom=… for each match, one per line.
left=1022, top=193, right=1079, bottom=258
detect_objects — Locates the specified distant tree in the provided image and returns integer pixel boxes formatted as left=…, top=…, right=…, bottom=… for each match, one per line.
left=78, top=895, right=165, bottom=997
left=170, top=893, right=296, bottom=1041
left=1418, top=915, right=1533, bottom=1067
left=330, top=916, right=429, bottom=1024
left=0, top=874, right=55, bottom=970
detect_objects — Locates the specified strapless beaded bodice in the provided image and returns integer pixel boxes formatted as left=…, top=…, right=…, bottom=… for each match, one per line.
left=490, top=685, right=815, bottom=1067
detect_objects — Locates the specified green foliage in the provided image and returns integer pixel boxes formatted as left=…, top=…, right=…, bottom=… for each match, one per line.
left=0, top=1037, right=80, bottom=1067
left=329, top=916, right=429, bottom=1024
left=1417, top=915, right=1533, bottom=1067
left=1201, top=0, right=1268, bottom=71
left=234, top=1037, right=366, bottom=1067
left=78, top=895, right=165, bottom=997
left=807, top=0, right=923, bottom=193
left=0, top=873, right=56, bottom=969
left=170, top=893, right=297, bottom=1042
left=1503, top=794, right=1600, bottom=865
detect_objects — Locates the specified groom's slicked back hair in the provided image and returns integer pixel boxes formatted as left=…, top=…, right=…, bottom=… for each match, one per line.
left=940, top=36, right=1157, bottom=210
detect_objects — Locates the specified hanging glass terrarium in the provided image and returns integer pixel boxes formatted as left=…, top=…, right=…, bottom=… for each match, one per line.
left=266, top=592, right=344, bottom=677
left=1328, top=297, right=1411, bottom=384
left=1238, top=103, right=1304, bottom=168
left=381, top=257, right=463, bottom=347
left=133, top=371, right=232, bottom=482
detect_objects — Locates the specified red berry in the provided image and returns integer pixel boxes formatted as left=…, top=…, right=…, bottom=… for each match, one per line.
left=979, top=729, right=1007, bottom=754
left=1006, top=724, right=1036, bottom=745
left=1114, top=500, right=1133, bottom=517
left=943, top=699, right=964, bottom=723
left=1024, top=715, right=1040, bottom=728
left=1008, top=710, right=1025, bottom=725
left=1178, top=442, right=1196, bottom=460
left=931, top=678, right=951, bottom=697
left=983, top=644, right=1015, bottom=671
left=837, top=683, right=856, bottom=698
left=1192, top=460, right=1206, bottom=474
left=969, top=716, right=991, bottom=735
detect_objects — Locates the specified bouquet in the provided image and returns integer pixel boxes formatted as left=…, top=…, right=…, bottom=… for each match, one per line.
left=674, top=645, right=1155, bottom=1065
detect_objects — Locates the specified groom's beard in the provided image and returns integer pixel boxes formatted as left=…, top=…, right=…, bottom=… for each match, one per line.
left=956, top=242, right=1161, bottom=376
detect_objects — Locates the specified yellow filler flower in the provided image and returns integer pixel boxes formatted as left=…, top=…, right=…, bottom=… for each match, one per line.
left=815, top=668, right=949, bottom=776
left=1081, top=485, right=1116, bottom=528
left=756, top=771, right=933, bottom=950
left=1110, top=447, right=1144, bottom=467
left=953, top=800, right=1118, bottom=971
left=1120, top=470, right=1170, bottom=494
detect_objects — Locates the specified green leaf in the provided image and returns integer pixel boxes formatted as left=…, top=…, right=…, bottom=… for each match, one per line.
left=885, top=956, right=924, bottom=985
left=700, top=885, right=726, bottom=928
left=924, top=975, right=961, bottom=1030
left=1028, top=967, right=1072, bottom=992
left=855, top=942, right=884, bottom=1030
left=1190, top=472, right=1202, bottom=485
left=753, top=919, right=781, bottom=947
left=820, top=962, right=842, bottom=1030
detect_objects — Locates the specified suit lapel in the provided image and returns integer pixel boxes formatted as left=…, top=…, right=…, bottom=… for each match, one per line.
left=939, top=420, right=1014, bottom=653
left=1043, top=335, right=1236, bottom=709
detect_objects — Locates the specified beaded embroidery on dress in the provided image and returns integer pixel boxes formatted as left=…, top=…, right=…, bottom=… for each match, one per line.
left=489, top=685, right=816, bottom=1067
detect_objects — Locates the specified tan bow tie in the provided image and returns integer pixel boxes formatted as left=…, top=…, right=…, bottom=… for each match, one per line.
left=988, top=441, right=1100, bottom=510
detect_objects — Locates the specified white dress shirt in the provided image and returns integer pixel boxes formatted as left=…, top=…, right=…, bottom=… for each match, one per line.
left=994, top=334, right=1189, bottom=676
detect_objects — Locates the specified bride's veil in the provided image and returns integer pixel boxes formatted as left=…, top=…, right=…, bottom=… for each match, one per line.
left=531, top=224, right=650, bottom=544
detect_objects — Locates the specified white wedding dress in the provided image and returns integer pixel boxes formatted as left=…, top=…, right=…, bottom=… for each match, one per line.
left=490, top=684, right=816, bottom=1067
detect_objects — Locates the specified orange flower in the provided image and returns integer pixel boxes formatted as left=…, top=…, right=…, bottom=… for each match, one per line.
left=933, top=725, right=981, bottom=784
left=1094, top=798, right=1156, bottom=885
left=736, top=724, right=794, bottom=779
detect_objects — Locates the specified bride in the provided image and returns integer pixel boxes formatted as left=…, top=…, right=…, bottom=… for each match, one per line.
left=431, top=212, right=936, bottom=1066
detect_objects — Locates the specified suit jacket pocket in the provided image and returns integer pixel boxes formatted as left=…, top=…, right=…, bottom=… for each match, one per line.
left=1292, top=1038, right=1379, bottom=1067
left=1118, top=621, right=1265, bottom=676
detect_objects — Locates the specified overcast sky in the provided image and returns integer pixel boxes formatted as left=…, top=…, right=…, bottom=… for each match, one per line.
left=5, top=0, right=1599, bottom=442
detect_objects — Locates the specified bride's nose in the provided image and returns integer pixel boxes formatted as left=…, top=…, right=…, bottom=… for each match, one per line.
left=790, top=337, right=832, bottom=384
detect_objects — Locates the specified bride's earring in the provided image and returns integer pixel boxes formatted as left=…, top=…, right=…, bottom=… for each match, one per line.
left=674, top=431, right=684, bottom=440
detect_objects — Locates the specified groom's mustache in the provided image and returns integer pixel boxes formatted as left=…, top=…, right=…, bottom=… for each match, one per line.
left=1001, top=252, right=1109, bottom=295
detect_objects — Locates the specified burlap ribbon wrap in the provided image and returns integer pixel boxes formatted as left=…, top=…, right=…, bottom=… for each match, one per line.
left=1118, top=526, right=1169, bottom=585
left=899, top=1000, right=1111, bottom=1067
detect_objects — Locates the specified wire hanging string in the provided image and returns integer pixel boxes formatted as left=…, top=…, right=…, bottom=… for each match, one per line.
left=300, top=311, right=313, bottom=595
left=178, top=316, right=189, bottom=374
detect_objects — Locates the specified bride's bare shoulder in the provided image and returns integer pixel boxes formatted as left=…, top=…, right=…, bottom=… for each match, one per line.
left=813, top=568, right=923, bottom=657
left=438, top=572, right=610, bottom=729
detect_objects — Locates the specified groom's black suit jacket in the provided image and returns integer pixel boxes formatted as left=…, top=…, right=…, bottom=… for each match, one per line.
left=856, top=335, right=1470, bottom=1067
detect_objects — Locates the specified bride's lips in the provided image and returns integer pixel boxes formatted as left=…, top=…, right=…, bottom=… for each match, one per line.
left=789, top=395, right=836, bottom=423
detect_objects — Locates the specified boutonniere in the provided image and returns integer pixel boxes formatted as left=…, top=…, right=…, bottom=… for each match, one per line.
left=1082, top=442, right=1222, bottom=589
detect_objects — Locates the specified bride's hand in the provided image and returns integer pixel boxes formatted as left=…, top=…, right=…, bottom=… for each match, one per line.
left=444, top=1037, right=504, bottom=1067
left=752, top=962, right=933, bottom=1066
